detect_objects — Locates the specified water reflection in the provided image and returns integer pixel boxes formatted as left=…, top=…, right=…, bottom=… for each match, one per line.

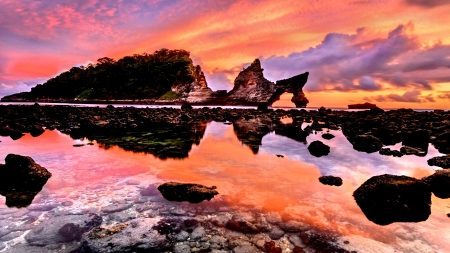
left=0, top=122, right=449, bottom=252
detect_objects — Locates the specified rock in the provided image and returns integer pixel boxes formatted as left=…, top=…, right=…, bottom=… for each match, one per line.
left=379, top=148, right=403, bottom=157
left=422, top=170, right=450, bottom=198
left=174, top=244, right=191, bottom=253
left=101, top=203, right=133, bottom=214
left=0, top=154, right=52, bottom=208
left=353, top=174, right=431, bottom=225
left=29, top=125, right=45, bottom=137
left=400, top=146, right=426, bottom=156
left=81, top=218, right=173, bottom=253
left=225, top=59, right=309, bottom=108
left=307, top=141, right=330, bottom=157
left=257, top=104, right=269, bottom=111
left=433, top=131, right=450, bottom=154
left=348, top=102, right=377, bottom=109
left=181, top=103, right=193, bottom=110
left=264, top=241, right=282, bottom=253
left=73, top=144, right=85, bottom=147
left=191, top=226, right=206, bottom=240
left=427, top=155, right=450, bottom=168
left=158, top=182, right=218, bottom=203
left=268, top=226, right=285, bottom=240
left=322, top=133, right=335, bottom=140
left=318, top=176, right=343, bottom=186
left=25, top=213, right=102, bottom=246
left=140, top=184, right=159, bottom=196
left=348, top=135, right=382, bottom=153
left=402, top=130, right=429, bottom=152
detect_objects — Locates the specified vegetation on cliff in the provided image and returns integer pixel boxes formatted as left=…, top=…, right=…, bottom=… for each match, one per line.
left=4, top=49, right=203, bottom=100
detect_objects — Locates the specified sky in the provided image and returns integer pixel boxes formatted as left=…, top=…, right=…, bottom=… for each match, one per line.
left=0, top=0, right=449, bottom=109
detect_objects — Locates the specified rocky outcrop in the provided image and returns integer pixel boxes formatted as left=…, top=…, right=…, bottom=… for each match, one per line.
left=353, top=174, right=431, bottom=225
left=348, top=102, right=378, bottom=109
left=307, top=141, right=330, bottom=157
left=157, top=182, right=219, bottom=203
left=422, top=170, right=450, bottom=198
left=225, top=59, right=309, bottom=107
left=428, top=155, right=450, bottom=168
left=0, top=154, right=52, bottom=207
left=348, top=135, right=383, bottom=153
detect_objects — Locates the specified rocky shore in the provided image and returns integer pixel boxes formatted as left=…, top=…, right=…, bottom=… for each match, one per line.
left=1, top=104, right=450, bottom=252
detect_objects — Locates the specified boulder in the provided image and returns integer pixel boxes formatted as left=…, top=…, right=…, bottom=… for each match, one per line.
left=432, top=130, right=450, bottom=154
left=157, top=182, right=218, bottom=203
left=29, top=125, right=45, bottom=137
left=422, top=170, right=450, bottom=198
left=353, top=174, right=431, bottom=225
left=321, top=133, right=335, bottom=140
left=318, top=176, right=342, bottom=186
left=400, top=146, right=426, bottom=156
left=428, top=155, right=450, bottom=169
left=348, top=135, right=383, bottom=153
left=0, top=154, right=52, bottom=207
left=307, top=141, right=330, bottom=157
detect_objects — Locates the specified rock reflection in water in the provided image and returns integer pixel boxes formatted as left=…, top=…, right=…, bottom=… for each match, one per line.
left=0, top=154, right=51, bottom=207
left=77, top=123, right=207, bottom=159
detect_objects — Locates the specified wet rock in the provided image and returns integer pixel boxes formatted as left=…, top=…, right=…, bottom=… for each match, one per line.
left=433, top=131, right=450, bottom=154
left=0, top=154, right=52, bottom=207
left=210, top=235, right=227, bottom=249
left=174, top=244, right=191, bottom=253
left=307, top=141, right=330, bottom=157
left=427, top=155, right=450, bottom=169
left=402, top=130, right=429, bottom=152
left=348, top=135, right=383, bottom=153
left=82, top=218, right=173, bottom=253
left=152, top=218, right=183, bottom=235
left=25, top=213, right=102, bottom=246
left=264, top=241, right=282, bottom=253
left=101, top=203, right=133, bottom=214
left=353, top=174, right=431, bottom=225
left=268, top=226, right=285, bottom=240
left=175, top=231, right=190, bottom=242
left=279, top=220, right=305, bottom=232
left=191, top=226, right=206, bottom=240
left=140, top=184, right=159, bottom=196
left=158, top=182, right=219, bottom=203
left=322, top=133, right=335, bottom=140
left=318, top=176, right=343, bottom=186
left=422, top=170, right=450, bottom=198
left=379, top=148, right=403, bottom=157
left=29, top=125, right=45, bottom=137
left=400, top=146, right=426, bottom=156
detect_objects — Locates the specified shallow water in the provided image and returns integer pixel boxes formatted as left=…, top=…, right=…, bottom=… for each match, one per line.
left=0, top=121, right=449, bottom=252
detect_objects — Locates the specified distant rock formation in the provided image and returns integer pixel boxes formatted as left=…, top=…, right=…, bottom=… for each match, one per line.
left=348, top=102, right=377, bottom=109
left=225, top=59, right=309, bottom=107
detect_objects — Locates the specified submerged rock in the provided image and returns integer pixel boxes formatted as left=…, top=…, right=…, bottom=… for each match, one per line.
left=318, top=176, right=343, bottom=186
left=422, top=170, right=450, bottom=198
left=0, top=154, right=52, bottom=207
left=157, top=182, right=219, bottom=203
left=307, top=141, right=330, bottom=157
left=25, top=213, right=102, bottom=246
left=81, top=218, right=173, bottom=253
left=379, top=148, right=403, bottom=157
left=353, top=174, right=431, bottom=225
left=427, top=155, right=450, bottom=169
left=348, top=135, right=383, bottom=153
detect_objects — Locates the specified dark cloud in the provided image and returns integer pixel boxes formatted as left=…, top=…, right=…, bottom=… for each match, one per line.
left=245, top=23, right=450, bottom=92
left=437, top=93, right=450, bottom=101
left=405, top=0, right=450, bottom=8
left=365, top=90, right=435, bottom=103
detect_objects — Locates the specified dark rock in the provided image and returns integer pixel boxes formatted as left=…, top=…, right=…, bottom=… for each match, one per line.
left=158, top=182, right=218, bottom=203
left=25, top=213, right=102, bottom=246
left=82, top=218, right=173, bottom=253
left=422, top=170, right=450, bottom=198
left=353, top=174, right=431, bottom=225
left=152, top=218, right=183, bottom=235
left=402, top=130, right=429, bottom=152
left=428, top=155, right=450, bottom=169
left=307, top=141, right=330, bottom=157
left=400, top=146, right=426, bottom=156
left=226, top=59, right=309, bottom=108
left=264, top=241, right=282, bottom=253
left=276, top=154, right=284, bottom=158
left=318, top=176, right=343, bottom=186
left=348, top=135, right=382, bottom=153
left=379, top=148, right=403, bottom=157
left=257, top=103, right=269, bottom=111
left=322, top=133, right=335, bottom=140
left=73, top=144, right=85, bottom=147
left=0, top=154, right=52, bottom=208
left=181, top=103, right=193, bottom=110
left=432, top=130, right=450, bottom=154
left=29, top=125, right=45, bottom=137
left=348, top=102, right=377, bottom=109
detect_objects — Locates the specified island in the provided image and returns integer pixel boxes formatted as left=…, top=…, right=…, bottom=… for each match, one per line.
left=1, top=49, right=310, bottom=108
left=348, top=102, right=378, bottom=109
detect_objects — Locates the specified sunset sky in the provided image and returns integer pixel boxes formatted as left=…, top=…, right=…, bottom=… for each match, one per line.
left=1, top=0, right=449, bottom=108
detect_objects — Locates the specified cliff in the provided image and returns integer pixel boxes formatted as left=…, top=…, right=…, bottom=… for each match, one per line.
left=225, top=59, right=309, bottom=107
